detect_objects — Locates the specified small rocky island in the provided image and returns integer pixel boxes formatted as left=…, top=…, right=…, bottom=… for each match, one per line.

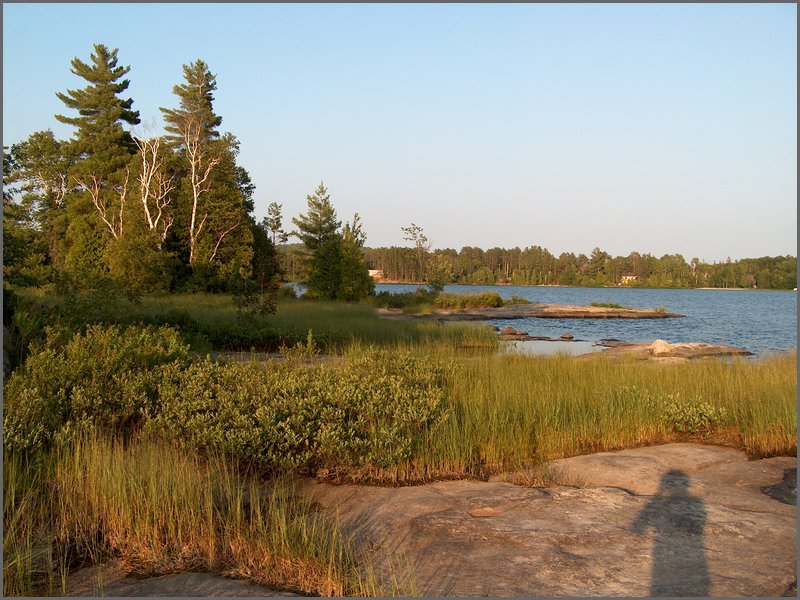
left=379, top=303, right=685, bottom=321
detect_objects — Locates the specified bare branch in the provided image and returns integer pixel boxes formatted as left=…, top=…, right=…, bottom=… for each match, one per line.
left=135, top=135, right=175, bottom=243
left=209, top=219, right=241, bottom=263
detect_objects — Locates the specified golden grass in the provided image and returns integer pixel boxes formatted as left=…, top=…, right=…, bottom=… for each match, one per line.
left=331, top=347, right=797, bottom=483
left=3, top=433, right=402, bottom=597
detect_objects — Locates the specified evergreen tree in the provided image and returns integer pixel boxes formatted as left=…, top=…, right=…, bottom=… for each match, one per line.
left=338, top=214, right=375, bottom=301
left=55, top=44, right=141, bottom=286
left=264, top=202, right=289, bottom=244
left=306, top=235, right=343, bottom=300
left=292, top=182, right=340, bottom=252
left=296, top=193, right=374, bottom=301
left=161, top=60, right=222, bottom=147
left=161, top=61, right=252, bottom=281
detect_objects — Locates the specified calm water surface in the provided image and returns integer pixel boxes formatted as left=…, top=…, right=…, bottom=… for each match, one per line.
left=376, top=284, right=797, bottom=357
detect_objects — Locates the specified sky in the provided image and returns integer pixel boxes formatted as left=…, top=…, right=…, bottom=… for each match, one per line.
left=3, top=3, right=797, bottom=262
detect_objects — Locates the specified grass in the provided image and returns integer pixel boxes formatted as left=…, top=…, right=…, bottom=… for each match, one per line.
left=433, top=350, right=797, bottom=472
left=12, top=289, right=499, bottom=355
left=375, top=290, right=532, bottom=312
left=326, top=345, right=796, bottom=482
left=589, top=302, right=630, bottom=309
left=4, top=289, right=796, bottom=594
left=3, top=433, right=400, bottom=597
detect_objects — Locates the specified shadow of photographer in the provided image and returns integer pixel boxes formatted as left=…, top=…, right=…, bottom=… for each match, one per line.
left=632, top=469, right=710, bottom=596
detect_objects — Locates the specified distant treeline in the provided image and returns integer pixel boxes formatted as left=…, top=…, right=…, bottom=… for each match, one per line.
left=279, top=244, right=797, bottom=290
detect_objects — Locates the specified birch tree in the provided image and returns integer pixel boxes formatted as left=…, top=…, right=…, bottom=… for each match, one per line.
left=133, top=134, right=175, bottom=244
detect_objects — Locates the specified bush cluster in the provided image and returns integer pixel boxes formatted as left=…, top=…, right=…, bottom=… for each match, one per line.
left=373, top=287, right=437, bottom=309
left=4, top=324, right=447, bottom=476
left=3, top=324, right=192, bottom=454
left=434, top=292, right=504, bottom=309
left=147, top=348, right=446, bottom=473
left=663, top=397, right=730, bottom=434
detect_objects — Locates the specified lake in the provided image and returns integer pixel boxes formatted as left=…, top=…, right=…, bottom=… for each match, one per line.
left=375, top=284, right=798, bottom=357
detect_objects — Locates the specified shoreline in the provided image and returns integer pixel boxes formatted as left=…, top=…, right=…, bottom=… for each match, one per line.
left=378, top=303, right=685, bottom=320
left=374, top=281, right=792, bottom=291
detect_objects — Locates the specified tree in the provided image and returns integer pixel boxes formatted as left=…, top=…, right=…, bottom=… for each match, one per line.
left=306, top=235, right=343, bottom=300
left=292, top=182, right=340, bottom=252
left=161, top=60, right=222, bottom=147
left=8, top=131, right=74, bottom=271
left=161, top=60, right=251, bottom=278
left=294, top=186, right=372, bottom=301
left=401, top=223, right=430, bottom=284
left=263, top=202, right=288, bottom=245
left=426, top=252, right=454, bottom=293
left=161, top=60, right=223, bottom=267
left=131, top=132, right=176, bottom=245
left=56, top=44, right=140, bottom=242
left=338, top=214, right=374, bottom=301
left=3, top=148, right=46, bottom=286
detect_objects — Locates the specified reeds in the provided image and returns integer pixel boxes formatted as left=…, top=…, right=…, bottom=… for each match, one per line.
left=428, top=350, right=797, bottom=475
left=3, top=433, right=395, bottom=597
left=15, top=290, right=498, bottom=353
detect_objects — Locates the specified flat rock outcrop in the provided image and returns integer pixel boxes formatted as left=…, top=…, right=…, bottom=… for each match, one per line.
left=65, top=563, right=300, bottom=596
left=378, top=303, right=685, bottom=321
left=592, top=339, right=753, bottom=360
left=300, top=444, right=796, bottom=597
left=64, top=444, right=796, bottom=597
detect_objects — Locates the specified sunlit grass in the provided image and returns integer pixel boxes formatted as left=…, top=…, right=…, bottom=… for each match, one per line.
left=334, top=348, right=797, bottom=483
left=3, top=433, right=402, bottom=597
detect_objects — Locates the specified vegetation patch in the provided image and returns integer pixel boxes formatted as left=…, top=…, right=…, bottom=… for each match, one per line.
left=589, top=302, right=630, bottom=309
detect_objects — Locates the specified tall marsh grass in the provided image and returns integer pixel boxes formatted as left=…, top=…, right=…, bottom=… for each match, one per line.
left=3, top=434, right=390, bottom=597
left=427, top=350, right=798, bottom=476
left=13, top=290, right=498, bottom=354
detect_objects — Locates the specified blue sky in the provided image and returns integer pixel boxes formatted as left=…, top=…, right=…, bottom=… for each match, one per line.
left=3, top=3, right=796, bottom=262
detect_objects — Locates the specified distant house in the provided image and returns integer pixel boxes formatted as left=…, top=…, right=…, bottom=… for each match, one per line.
left=368, top=269, right=384, bottom=280
left=620, top=275, right=638, bottom=285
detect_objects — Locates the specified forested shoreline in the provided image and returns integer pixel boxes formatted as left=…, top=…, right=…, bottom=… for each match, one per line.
left=282, top=244, right=796, bottom=290
left=3, top=43, right=796, bottom=300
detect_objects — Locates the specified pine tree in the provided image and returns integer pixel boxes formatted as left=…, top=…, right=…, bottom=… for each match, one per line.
left=161, top=60, right=222, bottom=147
left=55, top=44, right=141, bottom=286
left=296, top=191, right=374, bottom=301
left=264, top=202, right=288, bottom=244
left=161, top=61, right=251, bottom=278
left=339, top=214, right=374, bottom=301
left=292, top=182, right=340, bottom=252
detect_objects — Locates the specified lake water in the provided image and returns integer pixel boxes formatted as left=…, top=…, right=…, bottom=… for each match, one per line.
left=376, top=284, right=798, bottom=357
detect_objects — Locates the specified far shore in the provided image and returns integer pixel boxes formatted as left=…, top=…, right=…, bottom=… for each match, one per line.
left=374, top=281, right=787, bottom=291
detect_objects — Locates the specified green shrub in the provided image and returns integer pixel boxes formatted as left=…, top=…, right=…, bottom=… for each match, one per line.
left=146, top=348, right=446, bottom=474
left=373, top=288, right=436, bottom=309
left=589, top=302, right=628, bottom=309
left=663, top=396, right=729, bottom=434
left=434, top=292, right=503, bottom=309
left=3, top=324, right=192, bottom=455
left=503, top=295, right=532, bottom=305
